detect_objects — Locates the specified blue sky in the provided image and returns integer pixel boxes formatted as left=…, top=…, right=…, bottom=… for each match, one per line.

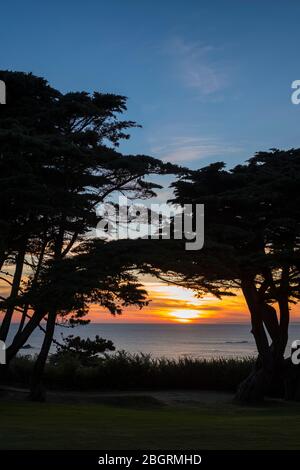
left=1, top=0, right=300, bottom=170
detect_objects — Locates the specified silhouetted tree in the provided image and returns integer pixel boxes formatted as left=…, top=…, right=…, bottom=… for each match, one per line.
left=141, top=150, right=300, bottom=402
left=49, top=334, right=115, bottom=367
left=0, top=71, right=178, bottom=400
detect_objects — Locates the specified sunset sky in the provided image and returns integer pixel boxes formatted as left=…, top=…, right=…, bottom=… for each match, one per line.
left=1, top=1, right=300, bottom=324
left=89, top=278, right=249, bottom=324
left=87, top=275, right=300, bottom=324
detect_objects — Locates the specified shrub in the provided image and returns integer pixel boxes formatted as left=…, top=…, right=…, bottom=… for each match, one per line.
left=6, top=352, right=255, bottom=392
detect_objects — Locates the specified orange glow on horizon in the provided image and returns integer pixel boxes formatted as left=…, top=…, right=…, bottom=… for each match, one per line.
left=4, top=274, right=300, bottom=324
left=83, top=277, right=252, bottom=324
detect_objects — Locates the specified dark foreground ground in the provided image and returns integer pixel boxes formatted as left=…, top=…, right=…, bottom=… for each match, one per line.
left=1, top=389, right=300, bottom=450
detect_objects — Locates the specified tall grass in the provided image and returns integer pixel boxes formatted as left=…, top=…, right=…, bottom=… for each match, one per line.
left=5, top=352, right=255, bottom=392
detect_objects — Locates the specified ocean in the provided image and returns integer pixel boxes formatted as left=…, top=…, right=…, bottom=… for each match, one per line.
left=8, top=323, right=300, bottom=360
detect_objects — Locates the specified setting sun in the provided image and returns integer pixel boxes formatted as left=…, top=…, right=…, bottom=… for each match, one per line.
left=169, top=309, right=202, bottom=323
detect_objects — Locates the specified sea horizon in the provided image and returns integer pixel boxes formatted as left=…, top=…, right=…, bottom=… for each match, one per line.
left=8, top=322, right=300, bottom=360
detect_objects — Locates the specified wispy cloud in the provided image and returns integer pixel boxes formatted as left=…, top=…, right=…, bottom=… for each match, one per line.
left=151, top=135, right=241, bottom=163
left=164, top=37, right=229, bottom=96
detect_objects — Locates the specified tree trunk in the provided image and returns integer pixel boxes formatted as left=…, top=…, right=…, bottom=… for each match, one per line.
left=235, top=278, right=278, bottom=403
left=28, top=227, right=64, bottom=401
left=278, top=296, right=289, bottom=358
left=6, top=308, right=46, bottom=363
left=0, top=243, right=26, bottom=342
left=235, top=291, right=292, bottom=403
left=235, top=357, right=273, bottom=403
left=16, top=304, right=29, bottom=335
left=0, top=250, right=7, bottom=271
left=29, top=310, right=57, bottom=402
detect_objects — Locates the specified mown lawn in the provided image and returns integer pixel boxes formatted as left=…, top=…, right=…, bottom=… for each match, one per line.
left=1, top=400, right=300, bottom=450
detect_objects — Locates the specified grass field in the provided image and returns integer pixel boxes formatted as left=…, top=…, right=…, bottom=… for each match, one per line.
left=1, top=399, right=300, bottom=450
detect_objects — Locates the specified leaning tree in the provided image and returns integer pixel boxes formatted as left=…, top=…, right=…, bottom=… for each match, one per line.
left=140, top=150, right=300, bottom=403
left=0, top=71, right=178, bottom=400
